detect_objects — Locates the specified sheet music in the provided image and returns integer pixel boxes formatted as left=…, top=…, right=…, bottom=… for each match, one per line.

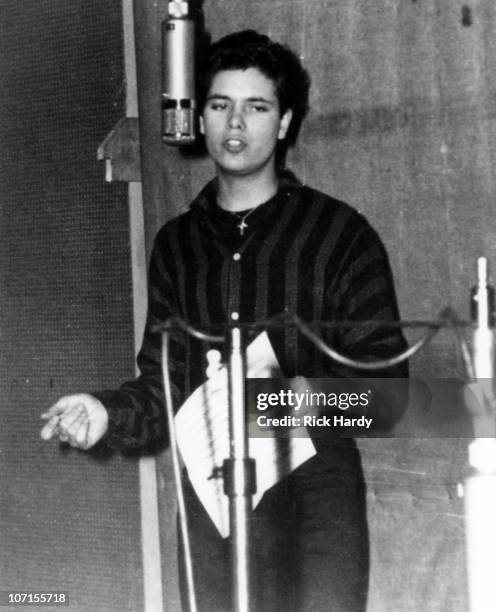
left=174, top=332, right=316, bottom=537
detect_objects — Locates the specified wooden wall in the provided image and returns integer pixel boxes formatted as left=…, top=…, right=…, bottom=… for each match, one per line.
left=133, top=1, right=496, bottom=610
left=143, top=0, right=496, bottom=372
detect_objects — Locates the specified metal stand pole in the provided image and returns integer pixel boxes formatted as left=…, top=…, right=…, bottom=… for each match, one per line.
left=161, top=333, right=197, bottom=612
left=224, top=327, right=256, bottom=612
left=465, top=257, right=496, bottom=612
left=465, top=440, right=496, bottom=612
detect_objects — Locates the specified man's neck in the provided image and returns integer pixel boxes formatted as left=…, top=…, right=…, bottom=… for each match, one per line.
left=216, top=171, right=279, bottom=212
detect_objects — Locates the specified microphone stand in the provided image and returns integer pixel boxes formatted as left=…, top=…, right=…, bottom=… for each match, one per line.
left=224, top=326, right=256, bottom=612
left=158, top=313, right=436, bottom=611
left=465, top=257, right=496, bottom=612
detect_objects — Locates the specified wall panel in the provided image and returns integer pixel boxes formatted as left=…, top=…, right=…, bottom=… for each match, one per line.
left=0, top=2, right=143, bottom=610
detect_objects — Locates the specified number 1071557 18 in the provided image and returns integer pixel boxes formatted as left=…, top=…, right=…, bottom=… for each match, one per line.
left=1, top=592, right=69, bottom=606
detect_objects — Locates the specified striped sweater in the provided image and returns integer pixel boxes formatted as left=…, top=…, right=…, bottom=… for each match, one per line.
left=100, top=176, right=408, bottom=452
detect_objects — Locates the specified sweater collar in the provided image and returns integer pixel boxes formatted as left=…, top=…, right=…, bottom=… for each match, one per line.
left=189, top=170, right=303, bottom=217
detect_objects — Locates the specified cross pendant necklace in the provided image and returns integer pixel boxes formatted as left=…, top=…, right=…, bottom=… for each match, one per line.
left=237, top=217, right=249, bottom=236
left=234, top=208, right=256, bottom=236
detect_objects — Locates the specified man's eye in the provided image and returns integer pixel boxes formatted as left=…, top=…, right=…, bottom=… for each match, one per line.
left=251, top=105, right=268, bottom=112
left=210, top=102, right=227, bottom=110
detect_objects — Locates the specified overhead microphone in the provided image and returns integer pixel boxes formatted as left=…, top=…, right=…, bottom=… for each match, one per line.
left=162, top=0, right=196, bottom=145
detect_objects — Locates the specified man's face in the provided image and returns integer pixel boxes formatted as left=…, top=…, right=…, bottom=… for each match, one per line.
left=200, top=68, right=292, bottom=179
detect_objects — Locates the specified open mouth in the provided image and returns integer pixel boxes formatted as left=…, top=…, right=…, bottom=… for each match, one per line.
left=223, top=138, right=247, bottom=153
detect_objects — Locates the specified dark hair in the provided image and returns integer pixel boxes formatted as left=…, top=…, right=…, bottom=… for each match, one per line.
left=198, top=30, right=310, bottom=157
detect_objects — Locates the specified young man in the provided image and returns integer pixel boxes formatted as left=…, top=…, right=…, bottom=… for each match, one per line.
left=42, top=30, right=408, bottom=611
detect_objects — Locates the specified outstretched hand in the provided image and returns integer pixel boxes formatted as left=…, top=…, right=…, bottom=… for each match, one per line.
left=41, top=393, right=109, bottom=450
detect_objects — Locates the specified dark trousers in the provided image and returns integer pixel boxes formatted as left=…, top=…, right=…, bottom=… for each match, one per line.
left=179, top=441, right=369, bottom=612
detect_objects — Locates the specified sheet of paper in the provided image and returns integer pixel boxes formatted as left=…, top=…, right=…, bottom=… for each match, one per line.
left=174, top=332, right=316, bottom=538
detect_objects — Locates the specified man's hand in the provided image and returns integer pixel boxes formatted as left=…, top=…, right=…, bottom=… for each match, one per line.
left=41, top=394, right=109, bottom=450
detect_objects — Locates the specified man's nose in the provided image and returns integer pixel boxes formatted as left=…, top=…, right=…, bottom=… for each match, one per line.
left=228, top=106, right=245, bottom=130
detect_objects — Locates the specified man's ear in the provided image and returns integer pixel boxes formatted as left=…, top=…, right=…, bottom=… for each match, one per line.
left=278, top=109, right=293, bottom=140
left=199, top=115, right=205, bottom=135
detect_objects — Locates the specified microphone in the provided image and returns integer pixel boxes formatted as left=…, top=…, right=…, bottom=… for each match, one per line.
left=162, top=0, right=196, bottom=145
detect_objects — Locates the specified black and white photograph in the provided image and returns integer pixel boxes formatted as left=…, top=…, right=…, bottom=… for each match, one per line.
left=2, top=1, right=496, bottom=611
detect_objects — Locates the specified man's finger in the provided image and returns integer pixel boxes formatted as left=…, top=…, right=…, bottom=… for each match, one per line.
left=40, top=416, right=61, bottom=440
left=65, top=408, right=88, bottom=436
left=64, top=410, right=89, bottom=446
left=40, top=399, right=72, bottom=420
left=74, top=417, right=91, bottom=449
left=58, top=406, right=87, bottom=445
left=58, top=405, right=85, bottom=432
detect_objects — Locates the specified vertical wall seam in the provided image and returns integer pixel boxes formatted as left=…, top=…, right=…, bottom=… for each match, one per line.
left=122, top=1, right=164, bottom=611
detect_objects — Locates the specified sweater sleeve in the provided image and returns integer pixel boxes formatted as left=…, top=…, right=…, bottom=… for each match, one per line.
left=323, top=218, right=409, bottom=431
left=94, top=230, right=182, bottom=453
